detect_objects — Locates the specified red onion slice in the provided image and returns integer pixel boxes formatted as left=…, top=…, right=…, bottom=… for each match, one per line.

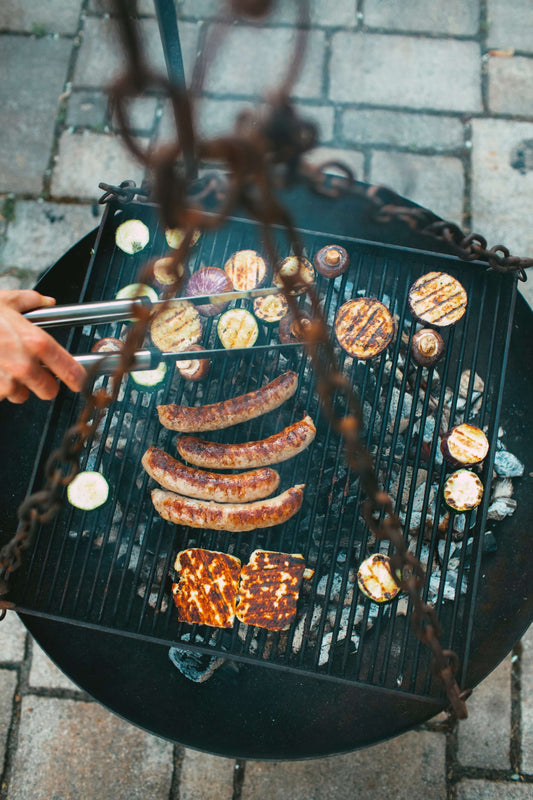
left=185, top=267, right=234, bottom=317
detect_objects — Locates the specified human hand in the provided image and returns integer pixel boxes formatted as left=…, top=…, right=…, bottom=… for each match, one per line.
left=0, top=290, right=87, bottom=404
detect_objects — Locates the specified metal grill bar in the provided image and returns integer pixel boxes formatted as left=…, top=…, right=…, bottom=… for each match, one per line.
left=7, top=200, right=517, bottom=702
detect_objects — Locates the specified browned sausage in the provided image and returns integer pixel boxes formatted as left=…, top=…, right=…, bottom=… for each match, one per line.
left=176, top=414, right=316, bottom=469
left=157, top=370, right=298, bottom=432
left=151, top=485, right=305, bottom=531
left=142, top=446, right=280, bottom=503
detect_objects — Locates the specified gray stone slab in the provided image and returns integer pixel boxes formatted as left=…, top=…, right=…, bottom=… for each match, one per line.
left=341, top=109, right=465, bottom=150
left=520, top=623, right=533, bottom=772
left=488, top=56, right=533, bottom=115
left=8, top=696, right=173, bottom=800
left=0, top=0, right=82, bottom=34
left=74, top=16, right=199, bottom=88
left=242, top=730, right=446, bottom=800
left=0, top=200, right=101, bottom=276
left=364, top=0, right=479, bottom=35
left=0, top=36, right=72, bottom=194
left=0, top=612, right=27, bottom=663
left=0, top=670, right=17, bottom=771
left=29, top=642, right=79, bottom=691
left=330, top=33, right=482, bottom=112
left=487, top=0, right=533, bottom=52
left=180, top=749, right=235, bottom=800
left=66, top=89, right=109, bottom=128
left=457, top=780, right=533, bottom=799
left=456, top=654, right=511, bottom=770
left=471, top=118, right=533, bottom=258
left=50, top=130, right=148, bottom=200
left=203, top=26, right=326, bottom=101
left=369, top=151, right=465, bottom=224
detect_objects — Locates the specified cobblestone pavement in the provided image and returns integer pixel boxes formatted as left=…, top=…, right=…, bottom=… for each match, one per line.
left=1, top=1, right=533, bottom=798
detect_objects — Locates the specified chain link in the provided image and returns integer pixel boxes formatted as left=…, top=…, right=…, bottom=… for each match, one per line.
left=3, top=0, right=532, bottom=718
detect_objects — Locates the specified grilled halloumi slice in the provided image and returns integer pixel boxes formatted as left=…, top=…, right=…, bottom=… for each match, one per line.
left=335, top=297, right=395, bottom=360
left=236, top=550, right=306, bottom=631
left=408, top=271, right=467, bottom=327
left=172, top=548, right=241, bottom=628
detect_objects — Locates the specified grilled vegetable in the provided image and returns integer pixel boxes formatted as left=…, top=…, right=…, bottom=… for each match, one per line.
left=131, top=361, right=167, bottom=388
left=335, top=297, right=394, bottom=360
left=67, top=471, right=109, bottom=511
left=91, top=337, right=123, bottom=353
left=253, top=292, right=289, bottom=325
left=278, top=310, right=313, bottom=344
left=150, top=301, right=202, bottom=353
left=408, top=271, right=467, bottom=327
left=165, top=227, right=200, bottom=250
left=115, top=219, right=150, bottom=254
left=151, top=256, right=186, bottom=290
left=440, top=423, right=489, bottom=467
left=176, top=344, right=210, bottom=381
left=115, top=282, right=158, bottom=303
left=443, top=469, right=484, bottom=512
left=273, top=256, right=315, bottom=295
left=357, top=553, right=400, bottom=603
left=314, top=245, right=349, bottom=279
left=185, top=267, right=233, bottom=316
left=410, top=328, right=445, bottom=367
left=224, top=249, right=267, bottom=291
left=217, top=308, right=259, bottom=349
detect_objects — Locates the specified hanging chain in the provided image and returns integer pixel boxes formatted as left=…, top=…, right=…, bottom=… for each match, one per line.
left=2, top=0, right=531, bottom=717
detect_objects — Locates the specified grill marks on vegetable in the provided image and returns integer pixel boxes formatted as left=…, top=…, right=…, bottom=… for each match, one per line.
left=408, top=271, right=467, bottom=326
left=335, top=298, right=395, bottom=360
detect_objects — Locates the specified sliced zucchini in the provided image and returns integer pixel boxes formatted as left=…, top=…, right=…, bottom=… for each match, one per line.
left=224, top=250, right=268, bottom=292
left=357, top=553, right=401, bottom=604
left=67, top=471, right=109, bottom=511
left=253, top=293, right=289, bottom=325
left=165, top=228, right=200, bottom=250
left=273, top=256, right=315, bottom=295
left=217, top=308, right=259, bottom=349
left=115, top=219, right=150, bottom=255
left=443, top=469, right=484, bottom=512
left=440, top=423, right=489, bottom=467
left=115, top=283, right=158, bottom=303
left=131, top=361, right=168, bottom=388
left=150, top=301, right=203, bottom=353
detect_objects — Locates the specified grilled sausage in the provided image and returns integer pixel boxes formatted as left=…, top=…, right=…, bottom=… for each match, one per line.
left=142, top=446, right=280, bottom=502
left=176, top=415, right=316, bottom=469
left=157, top=370, right=298, bottom=432
left=151, top=485, right=305, bottom=531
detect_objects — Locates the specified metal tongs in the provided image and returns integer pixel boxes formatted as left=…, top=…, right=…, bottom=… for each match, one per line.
left=24, top=287, right=300, bottom=373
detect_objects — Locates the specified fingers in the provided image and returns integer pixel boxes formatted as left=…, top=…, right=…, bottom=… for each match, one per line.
left=0, top=289, right=56, bottom=313
left=28, top=329, right=87, bottom=395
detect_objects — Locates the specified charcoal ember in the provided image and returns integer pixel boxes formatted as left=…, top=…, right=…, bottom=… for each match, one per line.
left=292, top=605, right=323, bottom=653
left=459, top=369, right=484, bottom=398
left=169, top=638, right=226, bottom=683
left=414, top=415, right=436, bottom=442
left=465, top=530, right=498, bottom=555
left=494, top=450, right=524, bottom=478
left=487, top=496, right=517, bottom=521
left=452, top=514, right=466, bottom=536
left=387, top=388, right=413, bottom=434
left=428, top=567, right=467, bottom=602
left=491, top=478, right=514, bottom=500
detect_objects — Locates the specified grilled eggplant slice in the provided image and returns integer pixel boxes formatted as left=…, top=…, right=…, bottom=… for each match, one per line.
left=176, top=344, right=210, bottom=381
left=443, top=469, right=484, bottom=512
left=410, top=328, right=445, bottom=367
left=314, top=245, right=349, bottom=279
left=441, top=423, right=489, bottom=467
left=335, top=297, right=394, bottom=360
left=115, top=219, right=149, bottom=254
left=224, top=249, right=267, bottom=291
left=67, top=471, right=109, bottom=511
left=217, top=308, right=259, bottom=349
left=150, top=301, right=202, bottom=353
left=408, top=271, right=467, bottom=327
left=357, top=553, right=400, bottom=603
left=273, top=256, right=315, bottom=295
left=253, top=292, right=289, bottom=325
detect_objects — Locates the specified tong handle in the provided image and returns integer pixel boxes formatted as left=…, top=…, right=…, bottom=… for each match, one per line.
left=24, top=298, right=145, bottom=328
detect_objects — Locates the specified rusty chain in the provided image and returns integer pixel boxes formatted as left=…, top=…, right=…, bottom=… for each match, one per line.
left=2, top=0, right=532, bottom=717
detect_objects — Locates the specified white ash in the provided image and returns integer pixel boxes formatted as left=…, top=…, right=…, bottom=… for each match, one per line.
left=494, top=450, right=524, bottom=478
left=491, top=478, right=514, bottom=500
left=487, top=496, right=517, bottom=521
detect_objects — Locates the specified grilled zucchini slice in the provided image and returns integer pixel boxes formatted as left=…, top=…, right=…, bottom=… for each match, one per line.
left=115, top=283, right=158, bottom=303
left=441, top=423, right=489, bottom=467
left=67, top=471, right=109, bottom=511
left=443, top=469, right=484, bottom=512
left=165, top=228, right=200, bottom=250
left=253, top=293, right=289, bottom=325
left=115, top=219, right=149, bottom=254
left=357, top=553, right=401, bottom=603
left=131, top=361, right=168, bottom=388
left=217, top=308, right=259, bottom=349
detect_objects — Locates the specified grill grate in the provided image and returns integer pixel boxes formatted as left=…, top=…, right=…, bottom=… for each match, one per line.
left=9, top=199, right=516, bottom=704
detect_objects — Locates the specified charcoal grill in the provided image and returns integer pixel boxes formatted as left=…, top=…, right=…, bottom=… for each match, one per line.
left=1, top=182, right=532, bottom=759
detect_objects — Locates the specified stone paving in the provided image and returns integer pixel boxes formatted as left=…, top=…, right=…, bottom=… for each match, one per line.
left=1, top=0, right=533, bottom=797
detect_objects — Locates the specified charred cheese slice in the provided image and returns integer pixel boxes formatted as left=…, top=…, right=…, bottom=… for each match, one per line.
left=172, top=548, right=241, bottom=628
left=236, top=550, right=306, bottom=631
